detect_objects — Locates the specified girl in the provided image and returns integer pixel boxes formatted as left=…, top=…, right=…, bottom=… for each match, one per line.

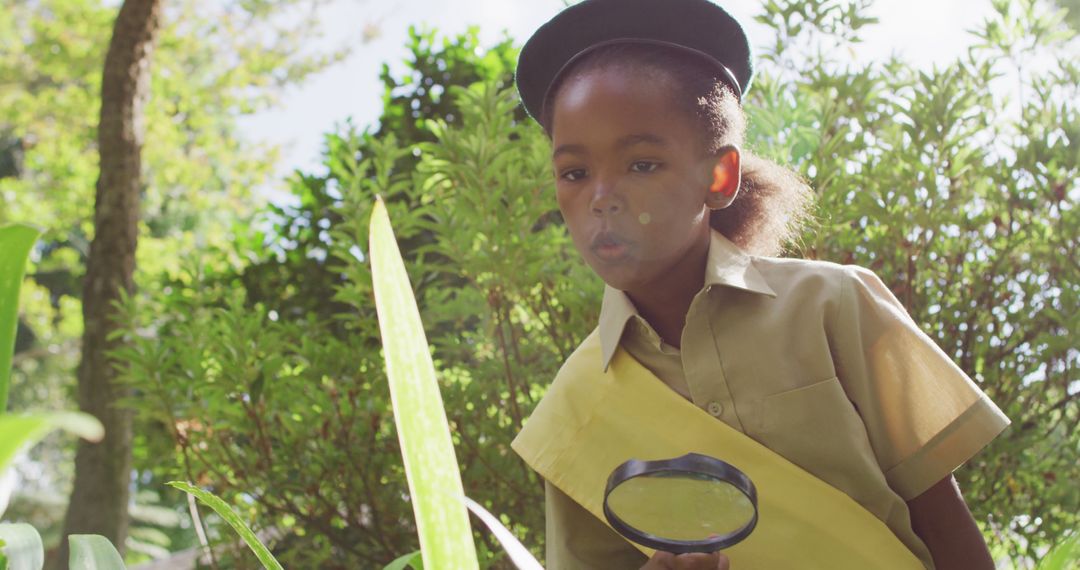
left=510, top=1, right=1009, bottom=569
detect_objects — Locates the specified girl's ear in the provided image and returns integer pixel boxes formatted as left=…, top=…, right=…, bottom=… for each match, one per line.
left=706, top=145, right=741, bottom=210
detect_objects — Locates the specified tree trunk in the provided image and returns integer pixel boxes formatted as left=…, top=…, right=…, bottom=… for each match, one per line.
left=55, top=0, right=162, bottom=566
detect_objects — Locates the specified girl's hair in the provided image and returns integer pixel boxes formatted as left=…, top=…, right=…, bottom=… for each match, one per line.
left=537, top=43, right=814, bottom=257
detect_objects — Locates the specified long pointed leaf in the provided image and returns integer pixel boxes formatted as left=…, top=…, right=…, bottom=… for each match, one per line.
left=0, top=412, right=104, bottom=519
left=0, top=523, right=44, bottom=570
left=464, top=497, right=543, bottom=570
left=167, top=481, right=283, bottom=570
left=383, top=550, right=424, bottom=570
left=68, top=535, right=126, bottom=570
left=368, top=198, right=478, bottom=570
left=0, top=413, right=105, bottom=474
left=0, top=224, right=41, bottom=413
left=1036, top=532, right=1080, bottom=570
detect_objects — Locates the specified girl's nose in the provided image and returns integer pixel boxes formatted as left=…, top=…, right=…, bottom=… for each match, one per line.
left=590, top=180, right=623, bottom=216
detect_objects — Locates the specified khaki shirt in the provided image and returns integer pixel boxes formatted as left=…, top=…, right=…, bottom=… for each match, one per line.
left=544, top=230, right=1009, bottom=570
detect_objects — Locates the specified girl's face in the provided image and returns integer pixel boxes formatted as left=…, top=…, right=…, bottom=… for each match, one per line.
left=550, top=66, right=718, bottom=294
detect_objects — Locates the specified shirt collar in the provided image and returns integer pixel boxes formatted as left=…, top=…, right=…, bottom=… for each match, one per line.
left=597, top=230, right=776, bottom=370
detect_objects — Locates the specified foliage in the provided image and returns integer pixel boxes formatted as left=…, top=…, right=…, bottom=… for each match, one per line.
left=0, top=224, right=103, bottom=492
left=369, top=197, right=478, bottom=568
left=0, top=414, right=103, bottom=477
left=0, top=225, right=40, bottom=412
left=462, top=498, right=543, bottom=570
left=0, top=0, right=347, bottom=417
left=0, top=0, right=349, bottom=562
left=168, top=482, right=282, bottom=570
left=115, top=2, right=1076, bottom=569
left=0, top=523, right=44, bottom=570
left=116, top=79, right=578, bottom=567
left=1036, top=532, right=1080, bottom=570
left=0, top=525, right=132, bottom=570
left=369, top=198, right=545, bottom=569
left=382, top=550, right=423, bottom=570
left=67, top=535, right=126, bottom=569
left=0, top=224, right=115, bottom=570
left=238, top=25, right=520, bottom=325
left=0, top=527, right=131, bottom=570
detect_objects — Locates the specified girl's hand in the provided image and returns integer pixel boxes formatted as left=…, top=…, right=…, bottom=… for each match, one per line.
left=640, top=550, right=730, bottom=569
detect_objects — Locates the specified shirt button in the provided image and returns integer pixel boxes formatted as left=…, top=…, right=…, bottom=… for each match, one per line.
left=706, top=401, right=723, bottom=417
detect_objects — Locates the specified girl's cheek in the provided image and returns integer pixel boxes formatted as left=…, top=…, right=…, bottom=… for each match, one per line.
left=554, top=186, right=577, bottom=214
left=554, top=188, right=568, bottom=211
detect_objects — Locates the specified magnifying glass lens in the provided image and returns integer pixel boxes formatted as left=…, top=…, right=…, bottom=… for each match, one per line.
left=606, top=472, right=755, bottom=541
left=602, top=453, right=758, bottom=553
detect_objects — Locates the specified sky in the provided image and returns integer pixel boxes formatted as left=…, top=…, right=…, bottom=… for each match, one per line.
left=238, top=0, right=1001, bottom=203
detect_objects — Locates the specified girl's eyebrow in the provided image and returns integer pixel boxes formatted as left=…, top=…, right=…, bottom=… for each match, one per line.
left=552, top=132, right=669, bottom=160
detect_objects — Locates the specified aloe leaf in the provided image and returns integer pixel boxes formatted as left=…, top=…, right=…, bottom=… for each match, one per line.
left=1036, top=532, right=1079, bottom=570
left=0, top=413, right=104, bottom=519
left=464, top=497, right=543, bottom=570
left=68, top=535, right=126, bottom=570
left=383, top=550, right=424, bottom=570
left=0, top=465, right=12, bottom=519
left=167, top=481, right=283, bottom=570
left=368, top=197, right=478, bottom=570
left=0, top=413, right=104, bottom=475
left=0, top=523, right=43, bottom=570
left=0, top=224, right=41, bottom=413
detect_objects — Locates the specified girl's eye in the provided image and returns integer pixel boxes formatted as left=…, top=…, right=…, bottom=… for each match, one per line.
left=630, top=161, right=660, bottom=173
left=560, top=168, right=586, bottom=182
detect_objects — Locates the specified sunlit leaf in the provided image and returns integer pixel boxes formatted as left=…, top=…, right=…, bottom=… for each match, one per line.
left=0, top=523, right=43, bottom=570
left=1036, top=532, right=1080, bottom=570
left=0, top=413, right=104, bottom=474
left=383, top=550, right=424, bottom=570
left=68, top=535, right=126, bottom=570
left=464, top=497, right=543, bottom=570
left=369, top=197, right=479, bottom=570
left=167, top=481, right=283, bottom=570
left=0, top=224, right=41, bottom=413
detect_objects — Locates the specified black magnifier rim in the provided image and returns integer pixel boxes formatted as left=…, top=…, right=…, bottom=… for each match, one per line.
left=603, top=453, right=758, bottom=554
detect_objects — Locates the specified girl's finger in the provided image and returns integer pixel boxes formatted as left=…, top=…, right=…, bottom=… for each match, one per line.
left=670, top=552, right=723, bottom=570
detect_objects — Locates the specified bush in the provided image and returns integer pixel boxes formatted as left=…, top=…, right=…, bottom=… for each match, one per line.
left=116, top=82, right=595, bottom=568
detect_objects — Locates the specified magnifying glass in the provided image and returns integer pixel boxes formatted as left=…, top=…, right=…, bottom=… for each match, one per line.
left=602, top=453, right=758, bottom=554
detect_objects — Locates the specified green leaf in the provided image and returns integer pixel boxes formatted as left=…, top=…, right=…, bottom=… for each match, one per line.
left=383, top=550, right=424, bottom=570
left=1036, top=532, right=1080, bottom=570
left=0, top=523, right=43, bottom=570
left=368, top=197, right=479, bottom=570
left=0, top=224, right=41, bottom=413
left=166, top=481, right=283, bottom=570
left=68, top=535, right=126, bottom=570
left=0, top=413, right=104, bottom=473
left=463, top=497, right=542, bottom=570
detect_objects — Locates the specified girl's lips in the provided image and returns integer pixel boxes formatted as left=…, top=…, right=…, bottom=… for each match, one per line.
left=590, top=233, right=631, bottom=261
left=593, top=243, right=628, bottom=260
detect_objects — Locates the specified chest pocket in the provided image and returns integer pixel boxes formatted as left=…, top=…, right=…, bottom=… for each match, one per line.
left=756, top=377, right=885, bottom=499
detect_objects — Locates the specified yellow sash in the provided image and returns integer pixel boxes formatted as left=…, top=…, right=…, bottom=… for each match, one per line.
left=512, top=330, right=924, bottom=569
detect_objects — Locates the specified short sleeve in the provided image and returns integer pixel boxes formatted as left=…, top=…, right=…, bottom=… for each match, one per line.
left=831, top=265, right=1010, bottom=500
left=545, top=479, right=647, bottom=569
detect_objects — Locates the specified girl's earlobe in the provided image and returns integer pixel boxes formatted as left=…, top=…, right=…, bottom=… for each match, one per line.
left=710, top=164, right=735, bottom=196
left=708, top=146, right=741, bottom=198
left=706, top=146, right=741, bottom=210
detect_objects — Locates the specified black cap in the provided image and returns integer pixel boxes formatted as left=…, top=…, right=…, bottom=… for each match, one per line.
left=515, top=0, right=754, bottom=124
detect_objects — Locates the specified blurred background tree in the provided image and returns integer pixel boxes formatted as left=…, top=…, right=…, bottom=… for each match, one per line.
left=1, top=0, right=351, bottom=565
left=3, top=0, right=1077, bottom=568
